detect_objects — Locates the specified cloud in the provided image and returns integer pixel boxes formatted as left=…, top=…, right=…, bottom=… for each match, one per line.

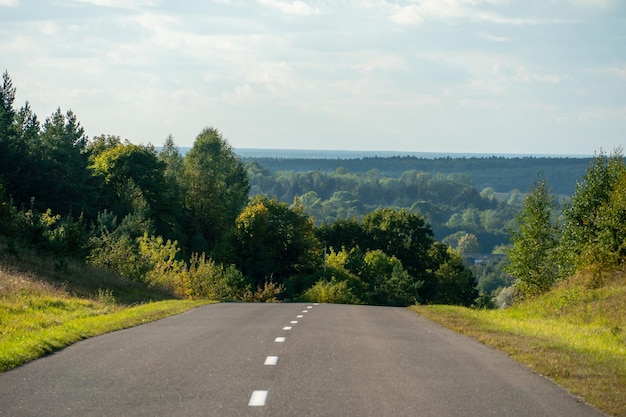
left=586, top=65, right=626, bottom=80
left=572, top=0, right=614, bottom=8
left=477, top=33, right=513, bottom=42
left=358, top=54, right=406, bottom=73
left=68, top=0, right=159, bottom=8
left=381, top=0, right=571, bottom=26
left=0, top=0, right=19, bottom=6
left=256, top=0, right=320, bottom=16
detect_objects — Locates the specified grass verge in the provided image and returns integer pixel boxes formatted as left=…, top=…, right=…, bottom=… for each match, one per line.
left=410, top=273, right=626, bottom=417
left=0, top=247, right=213, bottom=372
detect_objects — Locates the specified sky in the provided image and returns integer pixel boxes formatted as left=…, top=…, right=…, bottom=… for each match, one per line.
left=1, top=0, right=625, bottom=155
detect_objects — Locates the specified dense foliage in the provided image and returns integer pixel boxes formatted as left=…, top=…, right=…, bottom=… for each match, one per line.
left=507, top=149, right=626, bottom=299
left=243, top=154, right=590, bottom=195
left=0, top=71, right=479, bottom=306
left=2, top=71, right=622, bottom=307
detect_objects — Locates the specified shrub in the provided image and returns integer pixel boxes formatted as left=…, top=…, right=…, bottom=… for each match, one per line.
left=300, top=278, right=362, bottom=304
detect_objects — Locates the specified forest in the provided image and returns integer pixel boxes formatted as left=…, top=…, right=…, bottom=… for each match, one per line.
left=2, top=70, right=625, bottom=309
left=242, top=154, right=591, bottom=196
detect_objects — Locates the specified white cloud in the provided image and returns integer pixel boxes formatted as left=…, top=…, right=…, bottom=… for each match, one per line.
left=69, top=0, right=159, bottom=8
left=572, top=0, right=614, bottom=8
left=477, top=33, right=513, bottom=42
left=588, top=65, right=626, bottom=80
left=0, top=0, right=18, bottom=6
left=358, top=54, right=406, bottom=73
left=256, top=0, right=320, bottom=16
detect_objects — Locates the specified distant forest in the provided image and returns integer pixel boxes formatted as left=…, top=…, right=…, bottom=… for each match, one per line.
left=241, top=155, right=591, bottom=196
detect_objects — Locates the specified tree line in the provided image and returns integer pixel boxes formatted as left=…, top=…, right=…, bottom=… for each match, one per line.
left=242, top=154, right=591, bottom=195
left=0, top=71, right=477, bottom=306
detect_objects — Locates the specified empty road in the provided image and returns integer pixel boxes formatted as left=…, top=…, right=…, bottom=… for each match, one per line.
left=0, top=303, right=607, bottom=416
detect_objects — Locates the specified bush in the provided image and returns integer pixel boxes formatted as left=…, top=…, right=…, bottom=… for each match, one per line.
left=300, top=278, right=362, bottom=304
left=177, top=253, right=251, bottom=300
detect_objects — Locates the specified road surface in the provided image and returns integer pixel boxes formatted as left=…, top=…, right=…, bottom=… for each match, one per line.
left=0, top=303, right=607, bottom=416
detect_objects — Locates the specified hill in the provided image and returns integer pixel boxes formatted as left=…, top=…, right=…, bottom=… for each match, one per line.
left=411, top=271, right=626, bottom=417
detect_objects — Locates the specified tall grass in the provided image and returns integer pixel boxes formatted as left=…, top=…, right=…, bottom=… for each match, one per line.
left=411, top=271, right=626, bottom=417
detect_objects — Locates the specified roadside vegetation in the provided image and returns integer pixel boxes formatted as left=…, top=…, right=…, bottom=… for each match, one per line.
left=413, top=148, right=626, bottom=417
left=0, top=245, right=211, bottom=371
left=411, top=270, right=626, bottom=417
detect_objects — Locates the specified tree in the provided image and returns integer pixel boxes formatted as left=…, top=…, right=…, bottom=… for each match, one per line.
left=89, top=142, right=173, bottom=237
left=0, top=71, right=17, bottom=173
left=561, top=149, right=626, bottom=276
left=506, top=176, right=559, bottom=298
left=432, top=248, right=478, bottom=306
left=33, top=108, right=96, bottom=216
left=361, top=208, right=435, bottom=282
left=232, top=196, right=321, bottom=287
left=457, top=233, right=480, bottom=255
left=361, top=249, right=422, bottom=306
left=586, top=168, right=626, bottom=273
left=181, top=128, right=249, bottom=253
left=0, top=72, right=29, bottom=203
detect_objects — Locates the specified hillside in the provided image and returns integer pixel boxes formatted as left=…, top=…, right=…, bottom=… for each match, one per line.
left=412, top=271, right=626, bottom=417
left=0, top=244, right=209, bottom=371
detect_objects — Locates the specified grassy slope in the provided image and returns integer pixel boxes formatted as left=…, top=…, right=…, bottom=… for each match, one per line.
left=0, top=247, right=212, bottom=372
left=411, top=272, right=626, bottom=417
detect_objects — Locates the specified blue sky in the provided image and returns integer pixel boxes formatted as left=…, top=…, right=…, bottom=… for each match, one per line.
left=1, top=0, right=624, bottom=155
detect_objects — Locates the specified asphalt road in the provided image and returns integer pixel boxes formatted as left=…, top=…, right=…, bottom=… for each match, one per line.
left=0, top=303, right=608, bottom=416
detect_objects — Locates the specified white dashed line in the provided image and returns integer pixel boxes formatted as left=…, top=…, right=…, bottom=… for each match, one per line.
left=275, top=337, right=286, bottom=343
left=249, top=390, right=268, bottom=406
left=297, top=315, right=303, bottom=318
left=314, top=303, right=319, bottom=305
left=283, top=326, right=292, bottom=330
left=291, top=321, right=298, bottom=324
left=264, top=356, right=279, bottom=365
left=302, top=310, right=308, bottom=313
left=307, top=306, right=313, bottom=309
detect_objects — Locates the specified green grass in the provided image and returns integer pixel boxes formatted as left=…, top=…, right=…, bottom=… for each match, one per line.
left=0, top=246, right=212, bottom=372
left=411, top=272, right=626, bottom=417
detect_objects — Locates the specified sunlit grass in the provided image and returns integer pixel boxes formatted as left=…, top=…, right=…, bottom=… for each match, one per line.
left=0, top=249, right=212, bottom=372
left=411, top=272, right=626, bottom=417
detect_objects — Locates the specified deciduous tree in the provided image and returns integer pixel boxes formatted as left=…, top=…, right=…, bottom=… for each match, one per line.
left=506, top=176, right=559, bottom=298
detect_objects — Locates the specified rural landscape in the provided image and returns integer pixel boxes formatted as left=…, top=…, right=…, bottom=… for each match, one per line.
left=1, top=71, right=625, bottom=415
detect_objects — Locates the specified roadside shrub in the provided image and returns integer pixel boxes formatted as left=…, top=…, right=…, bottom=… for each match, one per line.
left=243, top=280, right=284, bottom=303
left=300, top=278, right=362, bottom=304
left=177, top=253, right=250, bottom=300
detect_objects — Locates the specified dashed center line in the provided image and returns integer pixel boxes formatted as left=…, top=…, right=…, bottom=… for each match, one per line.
left=264, top=356, right=279, bottom=365
left=275, top=337, right=286, bottom=343
left=297, top=315, right=303, bottom=318
left=283, top=326, right=292, bottom=330
left=302, top=310, right=308, bottom=313
left=307, top=306, right=313, bottom=309
left=291, top=321, right=298, bottom=324
left=248, top=390, right=268, bottom=406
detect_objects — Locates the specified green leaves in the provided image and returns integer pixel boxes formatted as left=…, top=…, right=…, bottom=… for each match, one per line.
left=506, top=176, right=559, bottom=298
